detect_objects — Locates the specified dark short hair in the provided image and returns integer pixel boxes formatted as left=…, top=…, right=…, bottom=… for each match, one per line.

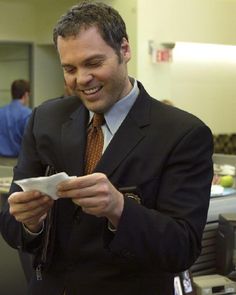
left=53, top=1, right=128, bottom=59
left=11, top=79, right=30, bottom=99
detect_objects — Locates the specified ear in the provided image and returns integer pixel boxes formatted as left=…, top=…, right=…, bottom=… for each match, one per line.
left=120, top=38, right=131, bottom=63
left=21, top=92, right=29, bottom=105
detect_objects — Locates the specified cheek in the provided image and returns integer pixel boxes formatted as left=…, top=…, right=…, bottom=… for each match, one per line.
left=64, top=75, right=77, bottom=89
left=98, top=61, right=119, bottom=81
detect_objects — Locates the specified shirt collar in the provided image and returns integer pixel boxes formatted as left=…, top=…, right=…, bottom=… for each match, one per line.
left=89, top=78, right=139, bottom=135
left=12, top=99, right=21, bottom=105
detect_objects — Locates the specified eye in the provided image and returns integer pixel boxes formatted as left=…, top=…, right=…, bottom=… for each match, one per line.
left=85, top=59, right=103, bottom=68
left=63, top=66, right=76, bottom=74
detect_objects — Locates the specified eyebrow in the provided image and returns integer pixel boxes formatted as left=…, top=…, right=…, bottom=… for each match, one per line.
left=61, top=64, right=74, bottom=68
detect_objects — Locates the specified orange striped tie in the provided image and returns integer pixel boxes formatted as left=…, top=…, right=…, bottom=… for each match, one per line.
left=84, top=113, right=104, bottom=174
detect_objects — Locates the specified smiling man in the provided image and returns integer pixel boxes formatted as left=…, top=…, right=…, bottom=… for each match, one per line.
left=58, top=26, right=132, bottom=114
left=0, top=2, right=213, bottom=295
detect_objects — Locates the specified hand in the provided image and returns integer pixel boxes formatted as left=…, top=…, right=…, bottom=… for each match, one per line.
left=8, top=191, right=54, bottom=233
left=57, top=173, right=124, bottom=228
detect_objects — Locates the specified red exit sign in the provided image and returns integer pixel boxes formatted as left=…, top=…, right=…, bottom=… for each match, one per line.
left=154, top=48, right=172, bottom=63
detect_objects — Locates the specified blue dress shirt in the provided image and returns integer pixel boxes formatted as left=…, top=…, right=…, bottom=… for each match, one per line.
left=0, top=100, right=32, bottom=157
left=89, top=78, right=140, bottom=153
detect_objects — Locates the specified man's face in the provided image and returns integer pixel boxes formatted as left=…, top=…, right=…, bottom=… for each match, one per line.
left=57, top=26, right=132, bottom=113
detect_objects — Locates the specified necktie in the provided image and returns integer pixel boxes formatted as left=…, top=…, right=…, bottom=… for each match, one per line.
left=84, top=113, right=104, bottom=174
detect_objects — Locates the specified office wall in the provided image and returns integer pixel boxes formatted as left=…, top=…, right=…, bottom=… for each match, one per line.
left=0, top=44, right=30, bottom=106
left=0, top=0, right=137, bottom=105
left=171, top=51, right=236, bottom=134
left=33, top=45, right=64, bottom=105
left=33, top=0, right=78, bottom=105
left=0, top=0, right=77, bottom=43
left=0, top=1, right=35, bottom=42
left=138, top=0, right=236, bottom=46
left=106, top=0, right=137, bottom=77
left=137, top=0, right=236, bottom=134
left=0, top=0, right=74, bottom=105
left=33, top=0, right=78, bottom=44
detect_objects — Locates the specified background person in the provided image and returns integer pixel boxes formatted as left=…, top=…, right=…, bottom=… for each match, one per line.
left=161, top=99, right=175, bottom=106
left=0, top=2, right=213, bottom=295
left=0, top=79, right=31, bottom=157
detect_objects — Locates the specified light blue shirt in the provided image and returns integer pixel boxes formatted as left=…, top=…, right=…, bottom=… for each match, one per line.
left=89, top=78, right=140, bottom=152
left=0, top=100, right=32, bottom=157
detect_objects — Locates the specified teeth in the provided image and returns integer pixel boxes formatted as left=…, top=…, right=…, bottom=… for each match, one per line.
left=83, top=86, right=101, bottom=95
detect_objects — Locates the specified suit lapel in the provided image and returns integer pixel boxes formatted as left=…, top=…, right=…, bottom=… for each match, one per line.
left=95, top=117, right=145, bottom=177
left=61, top=104, right=88, bottom=176
left=95, top=87, right=151, bottom=177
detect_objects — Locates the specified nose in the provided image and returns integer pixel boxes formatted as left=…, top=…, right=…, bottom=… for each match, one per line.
left=76, top=68, right=93, bottom=86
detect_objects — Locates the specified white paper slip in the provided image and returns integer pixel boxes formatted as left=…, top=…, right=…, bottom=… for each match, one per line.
left=14, top=172, right=76, bottom=200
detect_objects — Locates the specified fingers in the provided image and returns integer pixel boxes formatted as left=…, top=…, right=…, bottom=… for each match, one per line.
left=57, top=173, right=109, bottom=214
left=57, top=173, right=106, bottom=193
left=57, top=172, right=124, bottom=219
left=57, top=173, right=109, bottom=202
left=72, top=198, right=108, bottom=216
left=8, top=191, right=44, bottom=204
left=71, top=192, right=108, bottom=208
left=8, top=191, right=54, bottom=225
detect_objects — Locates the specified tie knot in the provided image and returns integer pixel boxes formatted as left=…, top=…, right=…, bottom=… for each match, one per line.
left=92, top=113, right=104, bottom=128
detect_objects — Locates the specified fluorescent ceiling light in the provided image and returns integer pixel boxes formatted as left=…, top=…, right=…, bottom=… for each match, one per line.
left=173, top=42, right=236, bottom=63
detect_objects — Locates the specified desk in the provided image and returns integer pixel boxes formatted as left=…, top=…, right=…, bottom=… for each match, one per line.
left=0, top=156, right=17, bottom=167
left=0, top=177, right=12, bottom=192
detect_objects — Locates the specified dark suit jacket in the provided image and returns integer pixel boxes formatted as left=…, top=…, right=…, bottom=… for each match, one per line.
left=0, top=82, right=213, bottom=295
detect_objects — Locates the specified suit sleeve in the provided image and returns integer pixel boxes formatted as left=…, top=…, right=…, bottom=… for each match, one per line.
left=107, top=124, right=213, bottom=273
left=0, top=107, right=45, bottom=251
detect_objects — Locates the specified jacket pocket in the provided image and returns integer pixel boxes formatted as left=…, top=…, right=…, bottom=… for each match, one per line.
left=118, top=177, right=160, bottom=209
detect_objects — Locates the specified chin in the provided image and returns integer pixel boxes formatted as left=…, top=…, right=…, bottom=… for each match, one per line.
left=85, top=101, right=110, bottom=114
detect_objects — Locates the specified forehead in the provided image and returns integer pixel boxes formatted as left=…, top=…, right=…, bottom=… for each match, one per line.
left=57, top=27, right=117, bottom=65
left=57, top=26, right=114, bottom=57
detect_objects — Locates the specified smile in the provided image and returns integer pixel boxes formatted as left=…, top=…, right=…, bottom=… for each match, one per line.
left=81, top=86, right=103, bottom=95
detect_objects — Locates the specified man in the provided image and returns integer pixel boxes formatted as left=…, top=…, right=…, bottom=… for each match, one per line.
left=0, top=79, right=31, bottom=157
left=0, top=2, right=213, bottom=295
